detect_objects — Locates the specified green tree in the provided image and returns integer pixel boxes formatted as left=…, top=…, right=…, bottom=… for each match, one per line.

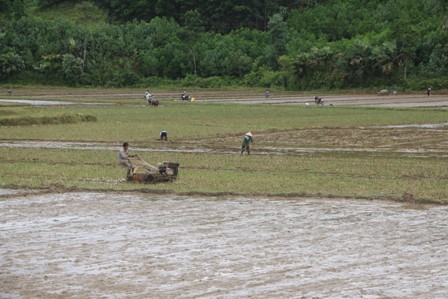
left=268, top=13, right=288, bottom=59
left=0, top=51, right=25, bottom=77
left=38, top=0, right=75, bottom=7
left=61, top=54, right=83, bottom=84
left=424, top=44, right=447, bottom=76
left=182, top=9, right=205, bottom=33
left=0, top=0, right=25, bottom=23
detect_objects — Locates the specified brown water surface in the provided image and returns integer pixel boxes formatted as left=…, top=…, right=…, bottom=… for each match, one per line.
left=1, top=191, right=447, bottom=298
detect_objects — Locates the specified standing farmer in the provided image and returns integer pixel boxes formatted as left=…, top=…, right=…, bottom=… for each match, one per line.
left=265, top=89, right=270, bottom=98
left=241, top=132, right=253, bottom=155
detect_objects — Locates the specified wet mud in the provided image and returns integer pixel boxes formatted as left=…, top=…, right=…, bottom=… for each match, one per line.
left=1, top=191, right=447, bottom=298
left=2, top=120, right=447, bottom=158
left=198, top=94, right=448, bottom=108
left=2, top=93, right=447, bottom=108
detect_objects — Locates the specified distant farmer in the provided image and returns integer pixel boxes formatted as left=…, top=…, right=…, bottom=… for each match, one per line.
left=118, top=142, right=136, bottom=176
left=144, top=89, right=152, bottom=99
left=265, top=88, right=270, bottom=98
left=7, top=87, right=12, bottom=95
left=160, top=129, right=168, bottom=141
left=378, top=89, right=389, bottom=96
left=241, top=132, right=253, bottom=155
left=427, top=87, right=431, bottom=96
left=181, top=91, right=189, bottom=101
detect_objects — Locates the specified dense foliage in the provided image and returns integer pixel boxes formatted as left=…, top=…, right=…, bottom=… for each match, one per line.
left=58, top=0, right=323, bottom=32
left=0, top=0, right=447, bottom=90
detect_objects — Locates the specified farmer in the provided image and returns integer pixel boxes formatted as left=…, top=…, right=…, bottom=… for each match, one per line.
left=181, top=91, right=189, bottom=101
left=160, top=129, right=168, bottom=141
left=427, top=87, right=431, bottom=96
left=144, top=89, right=152, bottom=99
left=241, top=132, right=253, bottom=155
left=118, top=142, right=136, bottom=176
left=265, top=88, right=270, bottom=98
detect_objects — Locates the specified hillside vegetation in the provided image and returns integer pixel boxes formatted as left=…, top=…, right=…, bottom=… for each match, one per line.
left=0, top=0, right=447, bottom=90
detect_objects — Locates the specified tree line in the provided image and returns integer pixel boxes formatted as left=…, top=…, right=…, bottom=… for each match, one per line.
left=0, top=0, right=447, bottom=90
left=38, top=0, right=323, bottom=32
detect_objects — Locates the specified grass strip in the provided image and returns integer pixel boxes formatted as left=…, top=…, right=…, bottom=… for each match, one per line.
left=0, top=148, right=446, bottom=203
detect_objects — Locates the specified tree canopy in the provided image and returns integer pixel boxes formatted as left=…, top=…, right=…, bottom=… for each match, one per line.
left=0, top=0, right=447, bottom=89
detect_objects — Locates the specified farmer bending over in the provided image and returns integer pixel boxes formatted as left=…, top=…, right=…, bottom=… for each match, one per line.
left=241, top=132, right=253, bottom=155
left=160, top=129, right=168, bottom=141
left=118, top=142, right=136, bottom=176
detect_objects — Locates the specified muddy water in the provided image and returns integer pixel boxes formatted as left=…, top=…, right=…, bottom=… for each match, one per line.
left=1, top=191, right=447, bottom=298
left=2, top=140, right=448, bottom=157
left=2, top=94, right=448, bottom=108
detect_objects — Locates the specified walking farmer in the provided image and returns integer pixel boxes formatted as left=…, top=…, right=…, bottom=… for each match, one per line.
left=241, top=132, right=253, bottom=155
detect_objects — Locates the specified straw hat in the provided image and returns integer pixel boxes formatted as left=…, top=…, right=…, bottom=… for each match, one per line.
left=245, top=132, right=252, bottom=137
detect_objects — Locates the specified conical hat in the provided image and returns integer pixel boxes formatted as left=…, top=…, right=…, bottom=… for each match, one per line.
left=245, top=132, right=252, bottom=137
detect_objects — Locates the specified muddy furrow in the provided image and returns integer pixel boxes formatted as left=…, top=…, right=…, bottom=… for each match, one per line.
left=1, top=140, right=448, bottom=158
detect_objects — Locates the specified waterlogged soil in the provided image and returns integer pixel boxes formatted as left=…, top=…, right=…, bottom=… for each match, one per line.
left=1, top=191, right=447, bottom=298
left=212, top=125, right=448, bottom=154
left=201, top=94, right=448, bottom=108
left=1, top=123, right=448, bottom=157
left=2, top=92, right=448, bottom=108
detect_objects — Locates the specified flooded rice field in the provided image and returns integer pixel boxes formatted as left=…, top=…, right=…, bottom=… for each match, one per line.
left=1, top=191, right=447, bottom=298
left=1, top=134, right=448, bottom=158
left=2, top=93, right=447, bottom=108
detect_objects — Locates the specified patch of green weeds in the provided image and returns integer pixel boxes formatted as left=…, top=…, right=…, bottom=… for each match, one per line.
left=0, top=112, right=96, bottom=126
left=0, top=148, right=447, bottom=203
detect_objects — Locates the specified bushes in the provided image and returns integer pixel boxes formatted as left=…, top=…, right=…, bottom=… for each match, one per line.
left=406, top=77, right=448, bottom=91
left=181, top=75, right=232, bottom=88
left=244, top=67, right=289, bottom=89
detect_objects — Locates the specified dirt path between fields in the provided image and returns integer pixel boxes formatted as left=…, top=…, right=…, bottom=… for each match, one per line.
left=1, top=190, right=447, bottom=298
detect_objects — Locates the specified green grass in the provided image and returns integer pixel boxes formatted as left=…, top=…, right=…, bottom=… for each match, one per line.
left=1, top=103, right=446, bottom=143
left=0, top=94, right=447, bottom=203
left=0, top=148, right=446, bottom=202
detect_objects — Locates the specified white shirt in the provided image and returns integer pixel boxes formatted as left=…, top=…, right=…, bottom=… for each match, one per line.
left=118, top=148, right=129, bottom=161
